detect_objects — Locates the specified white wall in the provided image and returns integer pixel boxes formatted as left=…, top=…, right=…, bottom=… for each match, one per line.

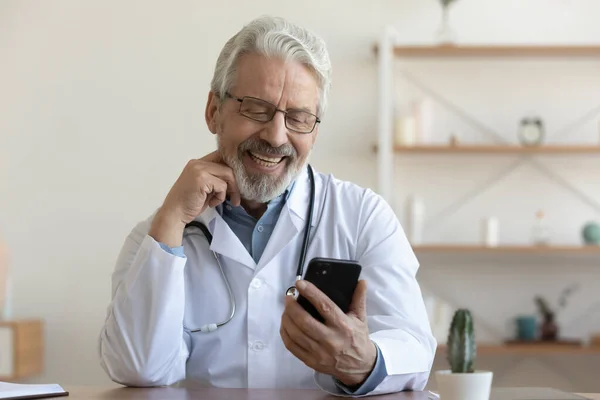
left=1, top=0, right=600, bottom=388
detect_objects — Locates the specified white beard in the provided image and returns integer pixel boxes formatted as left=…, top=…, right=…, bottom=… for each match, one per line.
left=216, top=135, right=310, bottom=203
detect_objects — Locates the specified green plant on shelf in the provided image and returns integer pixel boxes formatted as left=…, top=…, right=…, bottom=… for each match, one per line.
left=534, top=283, right=579, bottom=341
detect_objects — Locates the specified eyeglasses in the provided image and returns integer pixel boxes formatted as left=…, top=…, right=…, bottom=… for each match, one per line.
left=225, top=92, right=320, bottom=134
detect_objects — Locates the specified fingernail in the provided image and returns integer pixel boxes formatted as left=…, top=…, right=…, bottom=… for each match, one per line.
left=296, top=280, right=306, bottom=290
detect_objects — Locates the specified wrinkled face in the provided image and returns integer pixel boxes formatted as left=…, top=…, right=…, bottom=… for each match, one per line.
left=205, top=53, right=320, bottom=203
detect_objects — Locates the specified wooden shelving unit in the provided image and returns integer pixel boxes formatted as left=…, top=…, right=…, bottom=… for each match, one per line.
left=374, top=37, right=600, bottom=382
left=390, top=144, right=600, bottom=154
left=373, top=44, right=600, bottom=58
left=390, top=45, right=600, bottom=58
left=0, top=319, right=44, bottom=381
left=413, top=244, right=600, bottom=255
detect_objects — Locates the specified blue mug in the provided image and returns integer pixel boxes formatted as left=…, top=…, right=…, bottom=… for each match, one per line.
left=516, top=316, right=537, bottom=341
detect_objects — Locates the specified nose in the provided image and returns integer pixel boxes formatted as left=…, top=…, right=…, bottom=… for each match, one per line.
left=260, top=111, right=289, bottom=149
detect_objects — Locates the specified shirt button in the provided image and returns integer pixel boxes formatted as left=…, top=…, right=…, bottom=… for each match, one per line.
left=250, top=279, right=262, bottom=289
left=257, top=225, right=264, bottom=233
left=254, top=341, right=265, bottom=351
left=226, top=205, right=232, bottom=211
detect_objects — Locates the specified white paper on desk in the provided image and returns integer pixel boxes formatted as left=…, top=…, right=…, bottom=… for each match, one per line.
left=0, top=381, right=67, bottom=399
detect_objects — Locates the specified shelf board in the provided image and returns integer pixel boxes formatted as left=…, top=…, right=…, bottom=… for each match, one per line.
left=437, top=343, right=600, bottom=355
left=383, top=45, right=600, bottom=58
left=413, top=244, right=600, bottom=255
left=389, top=144, right=600, bottom=154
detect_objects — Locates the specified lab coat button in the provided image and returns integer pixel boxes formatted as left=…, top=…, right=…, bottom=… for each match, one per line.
left=250, top=279, right=262, bottom=289
left=257, top=225, right=264, bottom=233
left=254, top=341, right=265, bottom=351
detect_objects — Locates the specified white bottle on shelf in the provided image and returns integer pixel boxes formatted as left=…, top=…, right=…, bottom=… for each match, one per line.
left=413, top=98, right=434, bottom=144
left=482, top=217, right=499, bottom=247
left=532, top=210, right=550, bottom=245
left=406, top=196, right=425, bottom=245
left=395, top=116, right=417, bottom=147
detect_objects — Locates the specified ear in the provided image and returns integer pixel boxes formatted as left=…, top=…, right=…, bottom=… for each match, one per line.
left=205, top=91, right=220, bottom=134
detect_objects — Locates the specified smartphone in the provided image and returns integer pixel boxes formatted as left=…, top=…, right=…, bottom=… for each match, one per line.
left=296, top=257, right=362, bottom=323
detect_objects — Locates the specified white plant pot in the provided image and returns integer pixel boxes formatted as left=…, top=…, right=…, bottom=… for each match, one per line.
left=435, top=370, right=493, bottom=400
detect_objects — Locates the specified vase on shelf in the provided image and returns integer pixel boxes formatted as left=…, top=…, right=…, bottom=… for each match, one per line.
left=435, top=2, right=458, bottom=45
left=582, top=222, right=600, bottom=245
left=540, top=315, right=558, bottom=341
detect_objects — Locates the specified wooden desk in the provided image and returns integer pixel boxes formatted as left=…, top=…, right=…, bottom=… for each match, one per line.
left=39, top=387, right=600, bottom=400
left=60, top=387, right=431, bottom=399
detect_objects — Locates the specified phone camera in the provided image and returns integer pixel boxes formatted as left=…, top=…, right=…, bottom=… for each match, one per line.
left=318, top=264, right=331, bottom=276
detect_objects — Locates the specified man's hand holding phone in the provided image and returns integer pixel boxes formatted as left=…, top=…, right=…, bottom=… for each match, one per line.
left=149, top=152, right=241, bottom=248
left=280, top=279, right=377, bottom=388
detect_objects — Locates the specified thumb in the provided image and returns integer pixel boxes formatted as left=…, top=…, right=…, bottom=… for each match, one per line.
left=348, top=280, right=368, bottom=322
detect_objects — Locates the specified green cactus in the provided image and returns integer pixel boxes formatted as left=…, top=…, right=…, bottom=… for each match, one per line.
left=447, top=309, right=476, bottom=373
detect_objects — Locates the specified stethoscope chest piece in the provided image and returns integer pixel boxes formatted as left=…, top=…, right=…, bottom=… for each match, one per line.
left=285, top=274, right=303, bottom=299
left=285, top=286, right=299, bottom=299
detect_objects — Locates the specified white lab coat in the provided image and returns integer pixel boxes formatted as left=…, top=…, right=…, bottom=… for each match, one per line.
left=98, top=167, right=437, bottom=397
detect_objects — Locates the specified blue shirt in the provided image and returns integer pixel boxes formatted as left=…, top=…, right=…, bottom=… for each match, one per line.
left=158, top=186, right=387, bottom=395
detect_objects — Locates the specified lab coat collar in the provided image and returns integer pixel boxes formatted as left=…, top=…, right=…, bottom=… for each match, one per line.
left=194, top=165, right=320, bottom=271
left=286, top=165, right=319, bottom=230
left=196, top=208, right=256, bottom=270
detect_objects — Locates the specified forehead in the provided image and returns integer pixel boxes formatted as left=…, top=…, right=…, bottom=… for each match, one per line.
left=232, top=52, right=319, bottom=112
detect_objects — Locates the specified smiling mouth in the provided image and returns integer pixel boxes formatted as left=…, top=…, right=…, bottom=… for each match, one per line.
left=247, top=151, right=286, bottom=167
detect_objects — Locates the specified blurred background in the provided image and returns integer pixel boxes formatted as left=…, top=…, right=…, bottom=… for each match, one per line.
left=1, top=0, right=600, bottom=393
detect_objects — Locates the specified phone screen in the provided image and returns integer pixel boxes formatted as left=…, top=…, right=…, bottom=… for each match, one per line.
left=296, top=257, right=362, bottom=323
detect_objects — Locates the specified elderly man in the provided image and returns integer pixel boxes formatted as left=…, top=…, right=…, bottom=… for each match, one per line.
left=98, top=15, right=436, bottom=397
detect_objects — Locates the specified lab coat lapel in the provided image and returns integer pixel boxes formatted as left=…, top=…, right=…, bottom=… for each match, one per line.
left=197, top=208, right=256, bottom=270
left=255, top=207, right=300, bottom=271
left=287, top=165, right=320, bottom=231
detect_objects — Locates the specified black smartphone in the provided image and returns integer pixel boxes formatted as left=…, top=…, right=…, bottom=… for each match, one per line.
left=296, top=257, right=362, bottom=323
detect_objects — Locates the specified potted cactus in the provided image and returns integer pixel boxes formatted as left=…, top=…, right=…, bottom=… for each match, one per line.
left=435, top=309, right=493, bottom=400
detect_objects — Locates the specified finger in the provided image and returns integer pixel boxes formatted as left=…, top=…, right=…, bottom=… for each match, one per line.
left=207, top=193, right=225, bottom=208
left=284, top=296, right=330, bottom=339
left=281, top=311, right=323, bottom=354
left=296, top=280, right=346, bottom=327
left=348, top=280, right=368, bottom=322
left=200, top=163, right=241, bottom=207
left=280, top=323, right=315, bottom=367
left=201, top=175, right=227, bottom=208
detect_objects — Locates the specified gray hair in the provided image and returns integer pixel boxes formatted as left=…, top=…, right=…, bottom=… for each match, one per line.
left=210, top=15, right=332, bottom=118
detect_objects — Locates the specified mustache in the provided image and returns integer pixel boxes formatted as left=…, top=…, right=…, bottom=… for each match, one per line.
left=238, top=138, right=296, bottom=158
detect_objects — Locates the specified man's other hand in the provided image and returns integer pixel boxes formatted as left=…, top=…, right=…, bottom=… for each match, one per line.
left=280, top=279, right=377, bottom=387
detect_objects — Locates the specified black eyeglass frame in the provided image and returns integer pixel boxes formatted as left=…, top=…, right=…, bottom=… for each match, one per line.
left=224, top=92, right=321, bottom=134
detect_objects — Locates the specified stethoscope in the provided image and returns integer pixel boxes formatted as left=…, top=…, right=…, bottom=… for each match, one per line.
left=183, top=164, right=315, bottom=333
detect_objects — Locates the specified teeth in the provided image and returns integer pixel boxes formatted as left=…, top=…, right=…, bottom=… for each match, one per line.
left=249, top=151, right=283, bottom=164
